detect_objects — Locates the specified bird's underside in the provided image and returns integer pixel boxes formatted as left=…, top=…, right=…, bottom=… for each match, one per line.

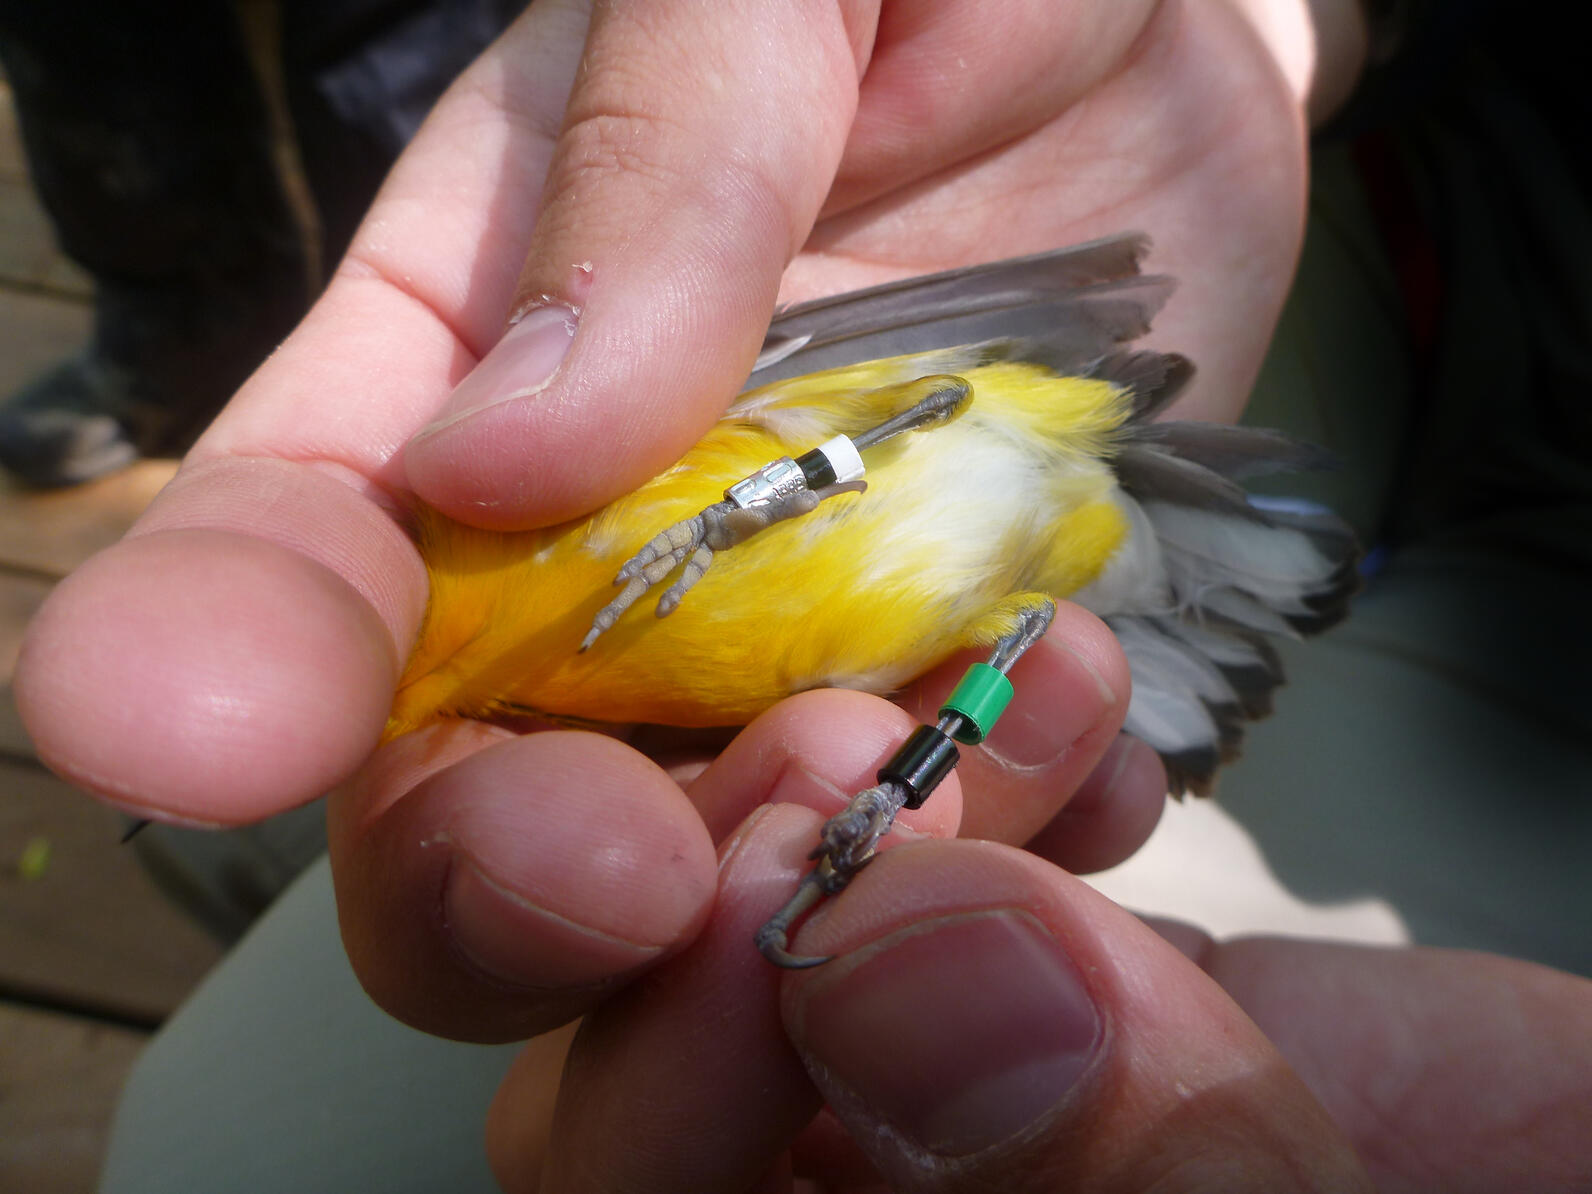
left=395, top=234, right=1361, bottom=966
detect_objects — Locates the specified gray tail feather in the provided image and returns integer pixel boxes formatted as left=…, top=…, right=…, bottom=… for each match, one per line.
left=1088, top=350, right=1197, bottom=422
left=1105, top=419, right=1361, bottom=797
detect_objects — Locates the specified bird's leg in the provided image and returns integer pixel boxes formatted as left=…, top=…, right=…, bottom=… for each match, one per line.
left=580, top=375, right=971, bottom=650
left=580, top=497, right=820, bottom=650
left=755, top=598, right=1056, bottom=968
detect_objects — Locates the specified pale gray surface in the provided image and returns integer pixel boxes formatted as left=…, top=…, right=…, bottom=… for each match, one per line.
left=100, top=857, right=517, bottom=1194
left=1091, top=542, right=1592, bottom=977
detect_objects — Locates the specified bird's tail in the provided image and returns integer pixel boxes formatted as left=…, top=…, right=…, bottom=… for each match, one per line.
left=1102, top=398, right=1361, bottom=795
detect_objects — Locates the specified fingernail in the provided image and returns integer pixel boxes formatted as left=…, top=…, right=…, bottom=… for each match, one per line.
left=789, top=910, right=1102, bottom=1156
left=414, top=303, right=578, bottom=438
left=444, top=851, right=660, bottom=989
left=983, top=641, right=1116, bottom=769
left=95, top=796, right=226, bottom=831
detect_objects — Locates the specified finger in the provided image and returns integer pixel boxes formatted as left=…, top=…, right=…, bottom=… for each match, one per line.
left=685, top=687, right=963, bottom=845
left=497, top=684, right=974, bottom=1194
left=801, top=0, right=1307, bottom=421
left=327, top=725, right=717, bottom=1043
left=523, top=805, right=825, bottom=1194
left=484, top=1021, right=581, bottom=1194
left=895, top=602, right=1132, bottom=847
left=1023, top=733, right=1168, bottom=874
left=17, top=497, right=414, bottom=823
left=1206, top=939, right=1592, bottom=1194
left=404, top=0, right=877, bottom=527
left=827, top=1, right=1157, bottom=213
left=781, top=841, right=1371, bottom=1192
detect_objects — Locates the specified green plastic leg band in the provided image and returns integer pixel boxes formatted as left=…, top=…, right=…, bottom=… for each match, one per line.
left=939, top=662, right=1015, bottom=744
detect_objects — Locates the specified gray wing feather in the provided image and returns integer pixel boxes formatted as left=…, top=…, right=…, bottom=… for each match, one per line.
left=1128, top=421, right=1338, bottom=478
left=751, top=234, right=1172, bottom=385
left=1113, top=444, right=1267, bottom=523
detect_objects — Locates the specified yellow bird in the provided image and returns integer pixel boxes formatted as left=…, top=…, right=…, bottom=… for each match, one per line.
left=387, top=233, right=1357, bottom=963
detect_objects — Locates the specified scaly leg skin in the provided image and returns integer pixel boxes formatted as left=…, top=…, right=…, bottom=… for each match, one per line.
left=580, top=498, right=820, bottom=650
left=755, top=598, right=1057, bottom=968
left=580, top=374, right=972, bottom=651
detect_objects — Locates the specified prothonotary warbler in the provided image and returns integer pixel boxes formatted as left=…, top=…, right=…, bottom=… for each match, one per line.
left=387, top=233, right=1359, bottom=966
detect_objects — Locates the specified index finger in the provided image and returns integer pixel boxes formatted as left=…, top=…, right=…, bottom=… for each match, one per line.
left=15, top=6, right=587, bottom=821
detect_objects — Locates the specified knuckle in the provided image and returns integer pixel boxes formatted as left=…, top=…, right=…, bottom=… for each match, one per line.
left=557, top=102, right=684, bottom=192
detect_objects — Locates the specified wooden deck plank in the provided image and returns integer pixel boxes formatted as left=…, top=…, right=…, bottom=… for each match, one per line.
left=0, top=286, right=91, bottom=403
left=0, top=80, right=22, bottom=183
left=0, top=571, right=52, bottom=758
left=0, top=761, right=222, bottom=1025
left=0, top=460, right=175, bottom=580
left=0, top=1001, right=146, bottom=1194
left=0, top=686, right=33, bottom=762
left=0, top=570, right=49, bottom=672
left=0, top=175, right=91, bottom=296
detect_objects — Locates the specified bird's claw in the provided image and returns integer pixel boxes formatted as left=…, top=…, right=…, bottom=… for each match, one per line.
left=755, top=783, right=906, bottom=969
left=580, top=506, right=730, bottom=650
left=754, top=853, right=870, bottom=968
left=754, top=866, right=837, bottom=968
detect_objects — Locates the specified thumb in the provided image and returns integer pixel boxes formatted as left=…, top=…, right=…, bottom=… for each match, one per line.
left=404, top=0, right=875, bottom=529
left=781, top=840, right=1372, bottom=1192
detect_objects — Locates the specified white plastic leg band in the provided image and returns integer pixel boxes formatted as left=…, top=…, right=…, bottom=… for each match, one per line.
left=816, top=435, right=865, bottom=484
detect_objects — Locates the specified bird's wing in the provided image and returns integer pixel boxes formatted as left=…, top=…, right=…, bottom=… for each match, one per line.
left=750, top=233, right=1175, bottom=386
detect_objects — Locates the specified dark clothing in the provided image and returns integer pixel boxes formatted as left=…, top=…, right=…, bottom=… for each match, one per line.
left=0, top=0, right=522, bottom=482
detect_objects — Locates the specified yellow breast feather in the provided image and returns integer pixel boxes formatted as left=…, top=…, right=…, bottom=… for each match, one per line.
left=388, top=357, right=1133, bottom=737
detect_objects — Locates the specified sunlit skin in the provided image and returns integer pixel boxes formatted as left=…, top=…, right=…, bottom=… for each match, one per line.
left=16, top=2, right=1592, bottom=1190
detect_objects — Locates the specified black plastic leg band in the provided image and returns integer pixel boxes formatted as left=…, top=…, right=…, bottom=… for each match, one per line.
left=795, top=447, right=837, bottom=490
left=879, top=724, right=960, bottom=810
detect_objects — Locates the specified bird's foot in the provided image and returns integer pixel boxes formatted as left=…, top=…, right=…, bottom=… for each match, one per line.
left=754, top=781, right=910, bottom=968
left=754, top=598, right=1056, bottom=967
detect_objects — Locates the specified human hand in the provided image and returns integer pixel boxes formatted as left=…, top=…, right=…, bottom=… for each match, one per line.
left=21, top=0, right=1329, bottom=1035
left=489, top=804, right=1592, bottom=1193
